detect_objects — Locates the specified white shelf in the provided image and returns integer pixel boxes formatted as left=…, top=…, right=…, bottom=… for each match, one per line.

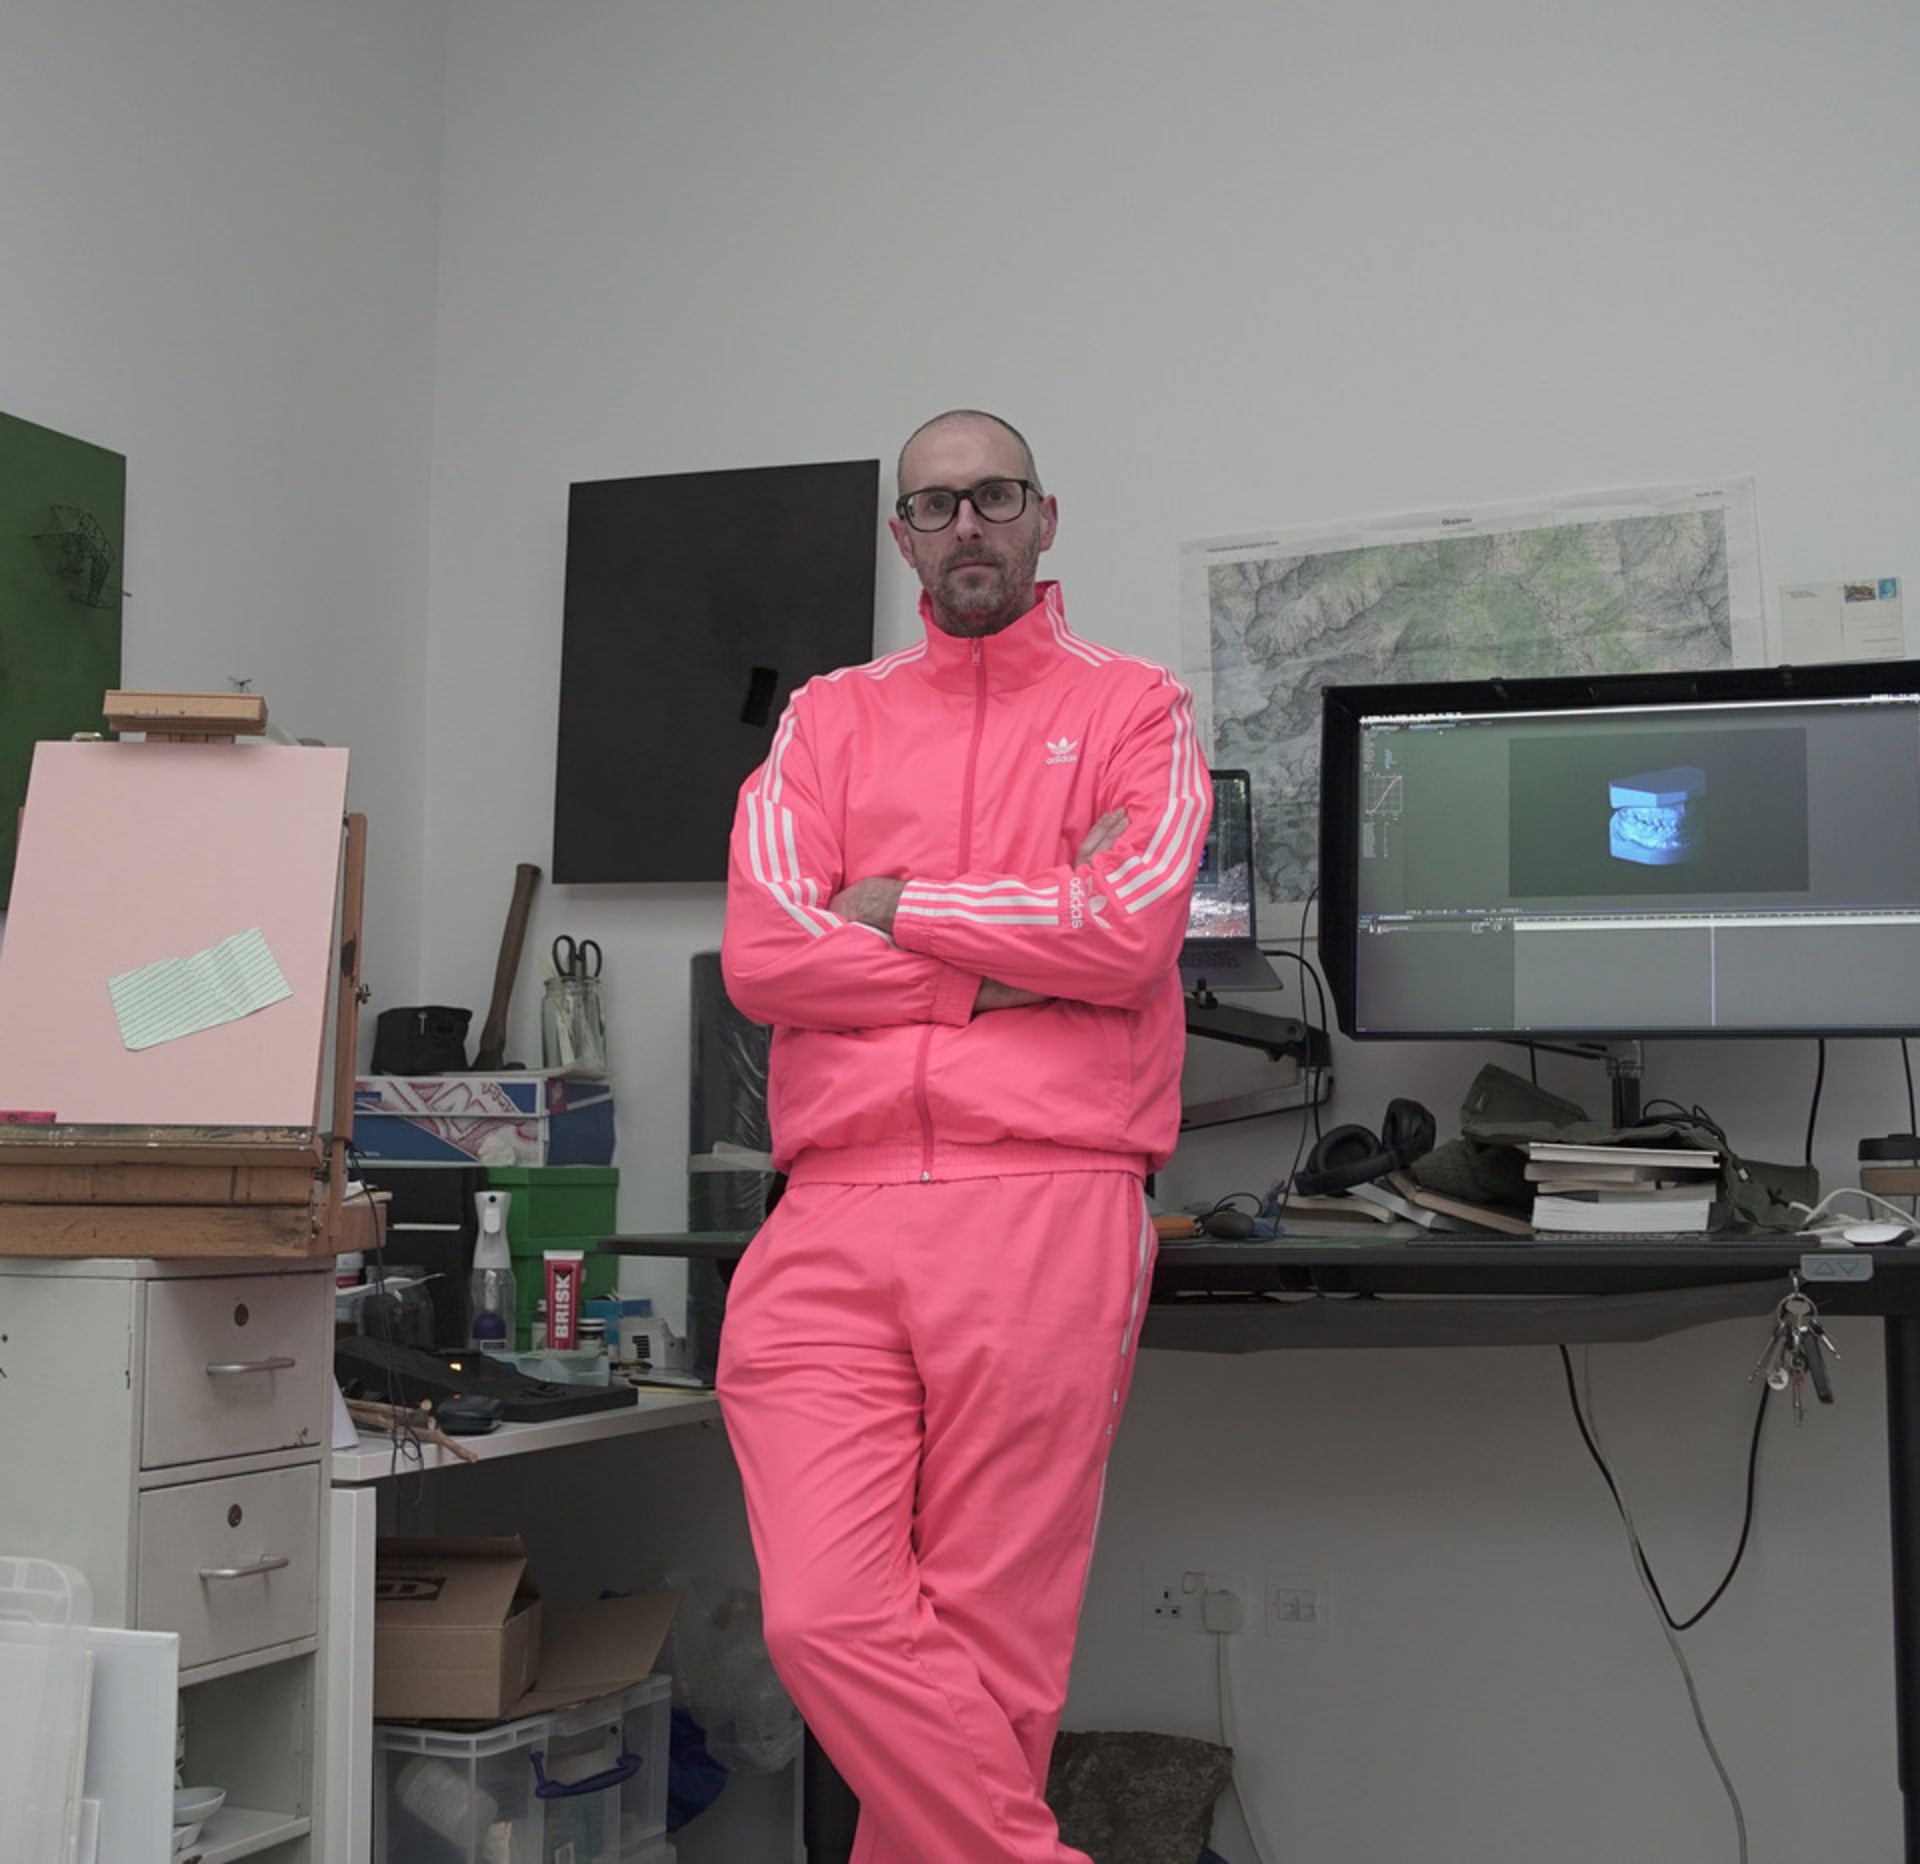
left=329, top=1388, right=720, bottom=1484
left=192, top=1804, right=312, bottom=1862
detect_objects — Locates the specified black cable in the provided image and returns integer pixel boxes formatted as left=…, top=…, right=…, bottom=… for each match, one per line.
left=1557, top=1344, right=1768, bottom=1632
left=1261, top=944, right=1332, bottom=1146
left=1220, top=938, right=1330, bottom=1219
left=1291, top=886, right=1327, bottom=1147
left=1638, top=1098, right=1730, bottom=1152
left=1805, top=1039, right=1826, bottom=1167
left=1904, top=1039, right=1917, bottom=1140
left=342, top=1142, right=427, bottom=1484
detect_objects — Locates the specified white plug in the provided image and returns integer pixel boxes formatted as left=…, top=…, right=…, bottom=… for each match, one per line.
left=1201, top=1587, right=1243, bottom=1635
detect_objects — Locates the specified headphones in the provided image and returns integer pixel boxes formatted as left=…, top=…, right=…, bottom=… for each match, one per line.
left=1293, top=1097, right=1438, bottom=1198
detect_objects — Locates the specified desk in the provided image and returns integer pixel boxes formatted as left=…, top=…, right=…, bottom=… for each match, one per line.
left=324, top=1391, right=720, bottom=1864
left=613, top=1229, right=1920, bottom=1862
left=1148, top=1233, right=1920, bottom=1861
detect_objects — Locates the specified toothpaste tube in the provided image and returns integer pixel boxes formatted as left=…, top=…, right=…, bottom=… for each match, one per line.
left=544, top=1249, right=585, bottom=1351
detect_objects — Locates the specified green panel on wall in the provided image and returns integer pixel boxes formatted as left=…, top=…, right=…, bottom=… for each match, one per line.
left=0, top=410, right=126, bottom=905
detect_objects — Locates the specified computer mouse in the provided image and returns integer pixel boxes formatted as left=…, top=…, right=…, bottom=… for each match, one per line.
left=434, top=1394, right=505, bottom=1433
left=1200, top=1209, right=1258, bottom=1240
left=1841, top=1221, right=1916, bottom=1246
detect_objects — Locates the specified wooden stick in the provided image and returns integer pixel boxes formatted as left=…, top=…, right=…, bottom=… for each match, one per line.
left=474, top=862, right=541, bottom=1070
left=343, top=1396, right=481, bottom=1463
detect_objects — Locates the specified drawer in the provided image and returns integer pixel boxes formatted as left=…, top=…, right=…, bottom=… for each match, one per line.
left=142, top=1273, right=327, bottom=1468
left=136, top=1463, right=319, bottom=1668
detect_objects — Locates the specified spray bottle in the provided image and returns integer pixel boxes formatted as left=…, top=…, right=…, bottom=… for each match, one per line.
left=467, top=1190, right=517, bottom=1354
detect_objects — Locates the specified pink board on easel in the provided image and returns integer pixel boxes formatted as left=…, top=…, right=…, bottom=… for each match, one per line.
left=0, top=740, right=350, bottom=1130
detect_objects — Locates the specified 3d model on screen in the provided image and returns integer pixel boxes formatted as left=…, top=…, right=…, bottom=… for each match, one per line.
left=1608, top=763, right=1705, bottom=866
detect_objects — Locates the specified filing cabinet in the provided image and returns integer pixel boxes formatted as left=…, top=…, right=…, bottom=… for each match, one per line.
left=0, top=1256, right=330, bottom=1862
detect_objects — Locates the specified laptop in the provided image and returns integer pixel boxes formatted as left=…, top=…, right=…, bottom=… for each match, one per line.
left=1178, top=769, right=1281, bottom=993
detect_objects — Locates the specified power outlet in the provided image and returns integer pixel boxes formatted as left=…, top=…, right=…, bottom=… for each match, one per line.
left=1266, top=1577, right=1330, bottom=1640
left=1144, top=1565, right=1243, bottom=1634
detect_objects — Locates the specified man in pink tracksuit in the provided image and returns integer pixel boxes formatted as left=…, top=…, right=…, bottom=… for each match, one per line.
left=719, top=409, right=1211, bottom=1862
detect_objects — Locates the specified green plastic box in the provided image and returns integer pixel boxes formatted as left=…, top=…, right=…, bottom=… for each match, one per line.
left=485, top=1166, right=619, bottom=1349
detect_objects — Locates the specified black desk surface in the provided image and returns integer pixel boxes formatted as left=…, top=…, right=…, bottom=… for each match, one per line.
left=605, top=1229, right=1920, bottom=1350
left=1145, top=1233, right=1920, bottom=1350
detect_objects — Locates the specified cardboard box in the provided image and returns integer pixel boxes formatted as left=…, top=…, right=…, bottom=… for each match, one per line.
left=374, top=1537, right=543, bottom=1721
left=373, top=1535, right=679, bottom=1724
left=352, top=1070, right=615, bottom=1168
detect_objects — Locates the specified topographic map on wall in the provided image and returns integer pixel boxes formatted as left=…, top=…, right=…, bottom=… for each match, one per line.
left=1179, top=480, right=1765, bottom=908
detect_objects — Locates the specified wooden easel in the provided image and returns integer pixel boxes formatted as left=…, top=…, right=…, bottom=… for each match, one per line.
left=0, top=692, right=368, bottom=1258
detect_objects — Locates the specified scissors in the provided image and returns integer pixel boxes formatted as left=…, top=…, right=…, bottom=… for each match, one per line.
left=551, top=935, right=603, bottom=980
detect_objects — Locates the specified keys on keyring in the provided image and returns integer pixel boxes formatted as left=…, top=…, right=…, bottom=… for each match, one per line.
left=1749, top=1285, right=1839, bottom=1422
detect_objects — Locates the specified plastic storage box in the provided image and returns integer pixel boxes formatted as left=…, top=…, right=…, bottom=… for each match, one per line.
left=374, top=1672, right=670, bottom=1864
left=486, top=1165, right=620, bottom=1350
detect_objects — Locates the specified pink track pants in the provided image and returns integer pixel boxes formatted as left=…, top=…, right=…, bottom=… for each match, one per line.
left=717, top=1171, right=1156, bottom=1864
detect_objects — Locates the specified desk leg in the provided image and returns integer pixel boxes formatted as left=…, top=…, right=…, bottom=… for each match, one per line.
left=1886, top=1316, right=1920, bottom=1860
left=803, top=1728, right=859, bottom=1864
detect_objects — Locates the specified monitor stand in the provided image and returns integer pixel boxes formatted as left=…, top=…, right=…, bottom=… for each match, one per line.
left=1515, top=1037, right=1644, bottom=1128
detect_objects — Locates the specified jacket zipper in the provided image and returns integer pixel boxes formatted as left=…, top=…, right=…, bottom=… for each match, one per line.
left=916, top=638, right=990, bottom=1183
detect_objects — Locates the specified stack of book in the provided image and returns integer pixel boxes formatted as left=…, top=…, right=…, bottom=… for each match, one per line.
left=1524, top=1141, right=1721, bottom=1234
left=1348, top=1170, right=1534, bottom=1236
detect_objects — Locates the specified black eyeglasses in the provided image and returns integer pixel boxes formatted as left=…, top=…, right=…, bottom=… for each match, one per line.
left=894, top=478, right=1040, bottom=534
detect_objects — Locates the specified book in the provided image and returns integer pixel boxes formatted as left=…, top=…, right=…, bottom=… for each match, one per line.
left=1523, top=1157, right=1718, bottom=1186
left=1273, top=1192, right=1396, bottom=1225
left=1520, top=1182, right=1689, bottom=1197
left=1529, top=1186, right=1714, bottom=1233
left=1346, top=1179, right=1475, bottom=1232
left=1524, top=1140, right=1720, bottom=1171
left=1380, top=1171, right=1535, bottom=1237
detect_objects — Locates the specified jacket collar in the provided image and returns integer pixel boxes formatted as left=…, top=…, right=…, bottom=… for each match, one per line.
left=915, top=581, right=1072, bottom=692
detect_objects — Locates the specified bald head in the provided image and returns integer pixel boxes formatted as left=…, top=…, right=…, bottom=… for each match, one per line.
left=896, top=410, right=1041, bottom=497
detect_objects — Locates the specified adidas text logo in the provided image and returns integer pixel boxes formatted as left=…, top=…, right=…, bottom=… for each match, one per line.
left=1045, top=735, right=1079, bottom=765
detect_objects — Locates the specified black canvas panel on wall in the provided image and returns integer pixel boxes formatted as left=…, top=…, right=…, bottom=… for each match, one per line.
left=553, top=457, right=880, bottom=882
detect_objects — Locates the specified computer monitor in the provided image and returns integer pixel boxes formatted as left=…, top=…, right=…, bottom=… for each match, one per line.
left=1317, top=658, right=1920, bottom=1041
left=1179, top=770, right=1281, bottom=992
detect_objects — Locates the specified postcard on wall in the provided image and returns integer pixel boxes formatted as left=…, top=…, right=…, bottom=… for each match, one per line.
left=1777, top=578, right=1905, bottom=664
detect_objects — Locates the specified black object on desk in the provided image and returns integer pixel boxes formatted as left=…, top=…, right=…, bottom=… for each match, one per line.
left=334, top=1336, right=638, bottom=1422
left=601, top=1231, right=757, bottom=1385
left=434, top=1394, right=505, bottom=1434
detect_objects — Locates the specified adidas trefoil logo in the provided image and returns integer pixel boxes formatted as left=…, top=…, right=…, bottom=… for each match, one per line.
left=1045, top=735, right=1079, bottom=766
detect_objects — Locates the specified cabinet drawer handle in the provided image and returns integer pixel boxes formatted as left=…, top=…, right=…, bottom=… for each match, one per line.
left=204, top=1356, right=298, bottom=1375
left=198, top=1556, right=292, bottom=1581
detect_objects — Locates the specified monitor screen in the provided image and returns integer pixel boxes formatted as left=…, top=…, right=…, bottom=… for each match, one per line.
left=1317, top=659, right=1920, bottom=1039
left=1187, top=770, right=1258, bottom=943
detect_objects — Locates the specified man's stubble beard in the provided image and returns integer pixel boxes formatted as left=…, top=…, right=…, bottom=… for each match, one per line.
left=927, top=541, right=1039, bottom=639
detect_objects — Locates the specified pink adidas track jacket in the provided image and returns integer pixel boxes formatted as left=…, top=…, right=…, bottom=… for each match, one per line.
left=722, top=583, right=1211, bottom=1188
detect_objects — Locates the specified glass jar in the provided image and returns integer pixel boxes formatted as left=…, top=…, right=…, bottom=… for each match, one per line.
left=356, top=1266, right=436, bottom=1350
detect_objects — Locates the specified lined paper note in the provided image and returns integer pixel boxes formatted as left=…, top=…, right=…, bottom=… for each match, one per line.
left=108, top=926, right=293, bottom=1051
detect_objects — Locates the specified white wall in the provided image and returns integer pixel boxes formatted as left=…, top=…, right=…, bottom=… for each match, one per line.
left=10, top=1, right=1920, bottom=1858
left=0, top=0, right=447, bottom=1003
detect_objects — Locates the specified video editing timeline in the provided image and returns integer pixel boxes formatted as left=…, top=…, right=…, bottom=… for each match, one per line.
left=1350, top=688, right=1920, bottom=1037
